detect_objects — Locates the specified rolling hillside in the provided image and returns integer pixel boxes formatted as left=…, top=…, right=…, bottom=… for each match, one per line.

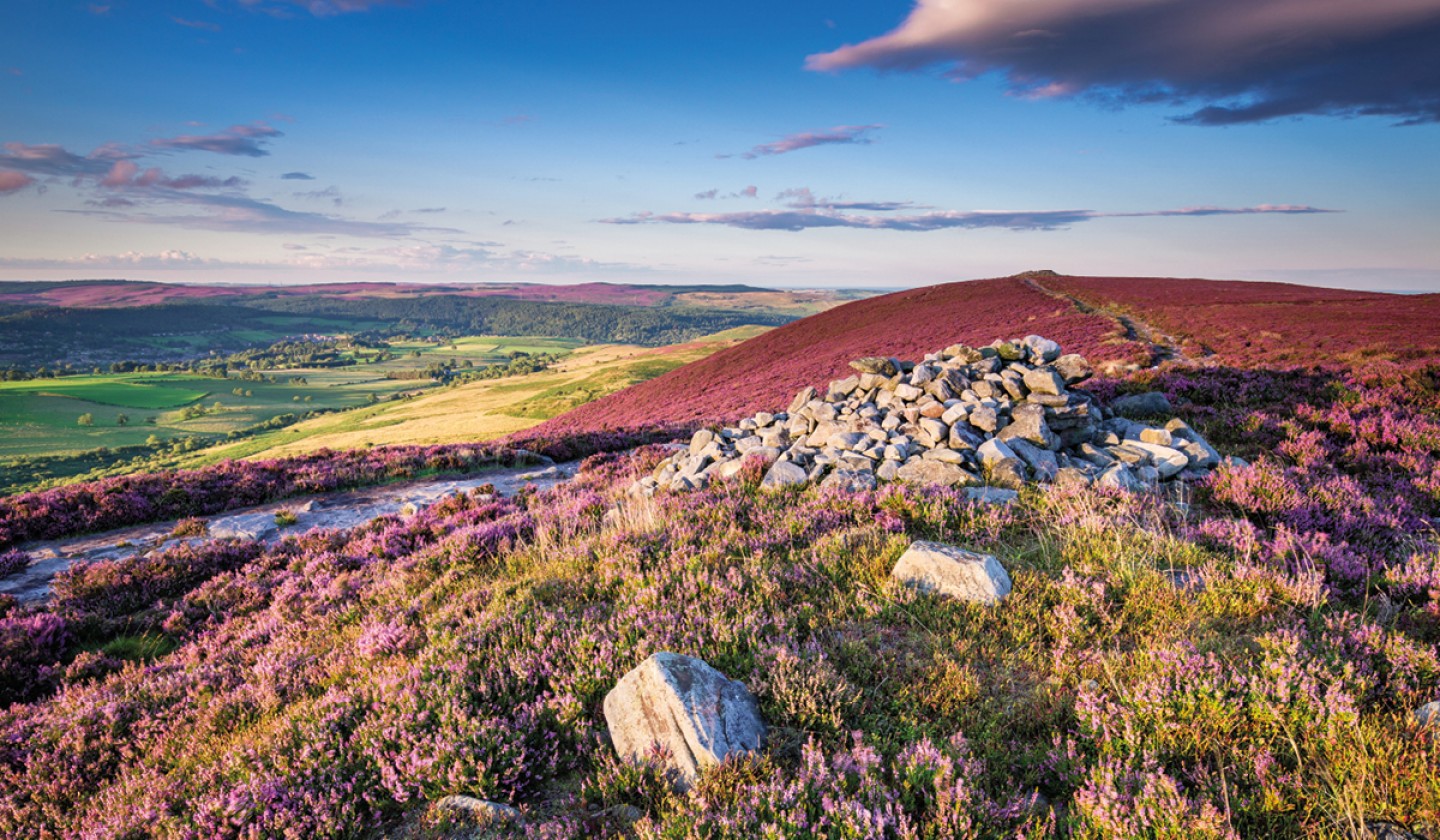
left=520, top=273, right=1440, bottom=441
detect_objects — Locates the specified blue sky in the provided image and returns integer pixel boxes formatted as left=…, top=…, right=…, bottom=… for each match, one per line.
left=1, top=0, right=1437, bottom=290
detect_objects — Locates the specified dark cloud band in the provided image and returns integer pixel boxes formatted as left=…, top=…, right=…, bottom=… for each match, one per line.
left=807, top=0, right=1440, bottom=125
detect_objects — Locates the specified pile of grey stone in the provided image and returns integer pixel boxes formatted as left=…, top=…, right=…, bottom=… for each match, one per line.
left=634, top=335, right=1220, bottom=496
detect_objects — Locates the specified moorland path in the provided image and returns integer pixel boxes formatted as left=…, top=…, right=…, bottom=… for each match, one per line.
left=1, top=460, right=580, bottom=604
left=1018, top=273, right=1204, bottom=367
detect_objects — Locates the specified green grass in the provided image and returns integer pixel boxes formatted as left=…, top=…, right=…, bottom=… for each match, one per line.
left=0, top=376, right=210, bottom=409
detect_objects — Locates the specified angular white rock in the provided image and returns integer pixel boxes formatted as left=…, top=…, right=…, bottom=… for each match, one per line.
left=891, top=540, right=1012, bottom=604
left=603, top=652, right=766, bottom=789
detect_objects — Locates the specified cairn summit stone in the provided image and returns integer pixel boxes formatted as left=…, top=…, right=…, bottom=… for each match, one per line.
left=891, top=540, right=1012, bottom=604
left=604, top=652, right=766, bottom=790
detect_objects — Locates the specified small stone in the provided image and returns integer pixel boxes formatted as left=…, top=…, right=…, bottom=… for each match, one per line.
left=997, top=403, right=1057, bottom=450
left=994, top=341, right=1026, bottom=361
left=965, top=486, right=1019, bottom=506
left=926, top=447, right=968, bottom=465
left=969, top=405, right=999, bottom=433
left=604, top=652, right=766, bottom=790
left=434, top=795, right=521, bottom=826
left=1096, top=462, right=1144, bottom=492
left=828, top=376, right=860, bottom=399
left=944, top=343, right=984, bottom=362
left=894, top=383, right=925, bottom=402
left=976, top=437, right=1019, bottom=468
left=1007, top=439, right=1060, bottom=482
left=1022, top=335, right=1063, bottom=363
left=1416, top=700, right=1440, bottom=727
left=918, top=417, right=949, bottom=445
left=788, top=386, right=817, bottom=415
left=821, top=469, right=878, bottom=492
left=891, top=540, right=1012, bottom=604
left=1022, top=368, right=1066, bottom=396
left=1053, top=353, right=1092, bottom=384
left=1127, top=441, right=1189, bottom=478
left=1138, top=427, right=1173, bottom=447
left=850, top=357, right=898, bottom=376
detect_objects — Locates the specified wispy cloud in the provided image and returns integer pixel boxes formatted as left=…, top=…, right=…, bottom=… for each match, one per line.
left=695, top=186, right=759, bottom=200
left=74, top=189, right=454, bottom=238
left=98, top=160, right=247, bottom=191
left=280, top=171, right=315, bottom=180
left=720, top=125, right=883, bottom=159
left=806, top=0, right=1440, bottom=126
left=172, top=16, right=221, bottom=31
left=152, top=122, right=283, bottom=157
left=0, top=171, right=35, bottom=194
left=777, top=187, right=921, bottom=212
left=293, top=185, right=344, bottom=206
left=0, top=142, right=130, bottom=177
left=227, top=0, right=413, bottom=18
left=601, top=203, right=1337, bottom=232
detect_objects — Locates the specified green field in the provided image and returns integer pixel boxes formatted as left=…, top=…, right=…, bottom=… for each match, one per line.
left=0, top=336, right=585, bottom=467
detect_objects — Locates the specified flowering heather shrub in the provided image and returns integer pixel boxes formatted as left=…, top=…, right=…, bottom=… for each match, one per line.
left=0, top=612, right=67, bottom=706
left=0, top=549, right=26, bottom=579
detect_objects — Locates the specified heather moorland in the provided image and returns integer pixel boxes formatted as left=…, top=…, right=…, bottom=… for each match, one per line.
left=0, top=275, right=1437, bottom=838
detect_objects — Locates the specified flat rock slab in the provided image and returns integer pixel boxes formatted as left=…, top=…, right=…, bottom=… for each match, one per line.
left=891, top=540, right=1012, bottom=604
left=603, top=652, right=765, bottom=790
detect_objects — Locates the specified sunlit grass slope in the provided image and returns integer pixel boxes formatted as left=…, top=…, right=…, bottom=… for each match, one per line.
left=185, top=328, right=768, bottom=465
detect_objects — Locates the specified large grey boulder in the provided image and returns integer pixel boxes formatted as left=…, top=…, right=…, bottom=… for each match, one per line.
left=891, top=540, right=1012, bottom=604
left=603, top=652, right=766, bottom=790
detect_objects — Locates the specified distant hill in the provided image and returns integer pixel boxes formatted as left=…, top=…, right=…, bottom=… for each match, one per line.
left=525, top=273, right=1440, bottom=439
left=0, top=279, right=802, bottom=310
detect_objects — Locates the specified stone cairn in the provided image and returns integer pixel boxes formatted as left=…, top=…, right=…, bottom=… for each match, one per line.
left=633, top=335, right=1221, bottom=497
